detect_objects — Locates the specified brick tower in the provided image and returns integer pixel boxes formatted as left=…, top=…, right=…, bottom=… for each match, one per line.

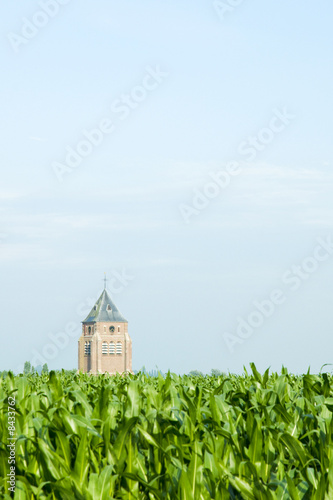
left=78, top=287, right=132, bottom=374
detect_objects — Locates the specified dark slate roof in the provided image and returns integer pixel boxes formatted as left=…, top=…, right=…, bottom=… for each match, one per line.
left=83, top=289, right=128, bottom=323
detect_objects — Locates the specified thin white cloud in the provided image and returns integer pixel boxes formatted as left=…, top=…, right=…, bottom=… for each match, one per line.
left=29, top=136, right=46, bottom=142
left=0, top=161, right=332, bottom=254
left=0, top=190, right=26, bottom=200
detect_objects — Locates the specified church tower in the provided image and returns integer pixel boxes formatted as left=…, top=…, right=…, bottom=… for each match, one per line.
left=78, top=287, right=132, bottom=375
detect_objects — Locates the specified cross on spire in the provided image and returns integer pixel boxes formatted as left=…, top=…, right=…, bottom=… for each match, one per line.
left=103, top=273, right=109, bottom=289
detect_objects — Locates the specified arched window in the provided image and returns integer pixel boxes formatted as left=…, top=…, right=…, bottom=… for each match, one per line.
left=102, top=342, right=108, bottom=354
left=84, top=342, right=91, bottom=355
left=109, top=341, right=115, bottom=354
left=116, top=341, right=122, bottom=355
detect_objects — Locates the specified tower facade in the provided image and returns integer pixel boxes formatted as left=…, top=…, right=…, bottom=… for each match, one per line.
left=78, top=288, right=132, bottom=374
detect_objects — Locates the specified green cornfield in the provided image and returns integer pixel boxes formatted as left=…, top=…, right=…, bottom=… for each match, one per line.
left=1, top=364, right=333, bottom=499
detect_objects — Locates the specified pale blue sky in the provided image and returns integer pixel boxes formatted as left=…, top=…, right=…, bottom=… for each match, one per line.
left=1, top=1, right=333, bottom=374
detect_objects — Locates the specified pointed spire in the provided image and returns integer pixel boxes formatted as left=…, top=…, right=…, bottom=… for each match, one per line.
left=83, top=288, right=127, bottom=323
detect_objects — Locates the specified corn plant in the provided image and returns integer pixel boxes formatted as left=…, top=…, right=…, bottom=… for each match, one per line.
left=0, top=364, right=333, bottom=499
